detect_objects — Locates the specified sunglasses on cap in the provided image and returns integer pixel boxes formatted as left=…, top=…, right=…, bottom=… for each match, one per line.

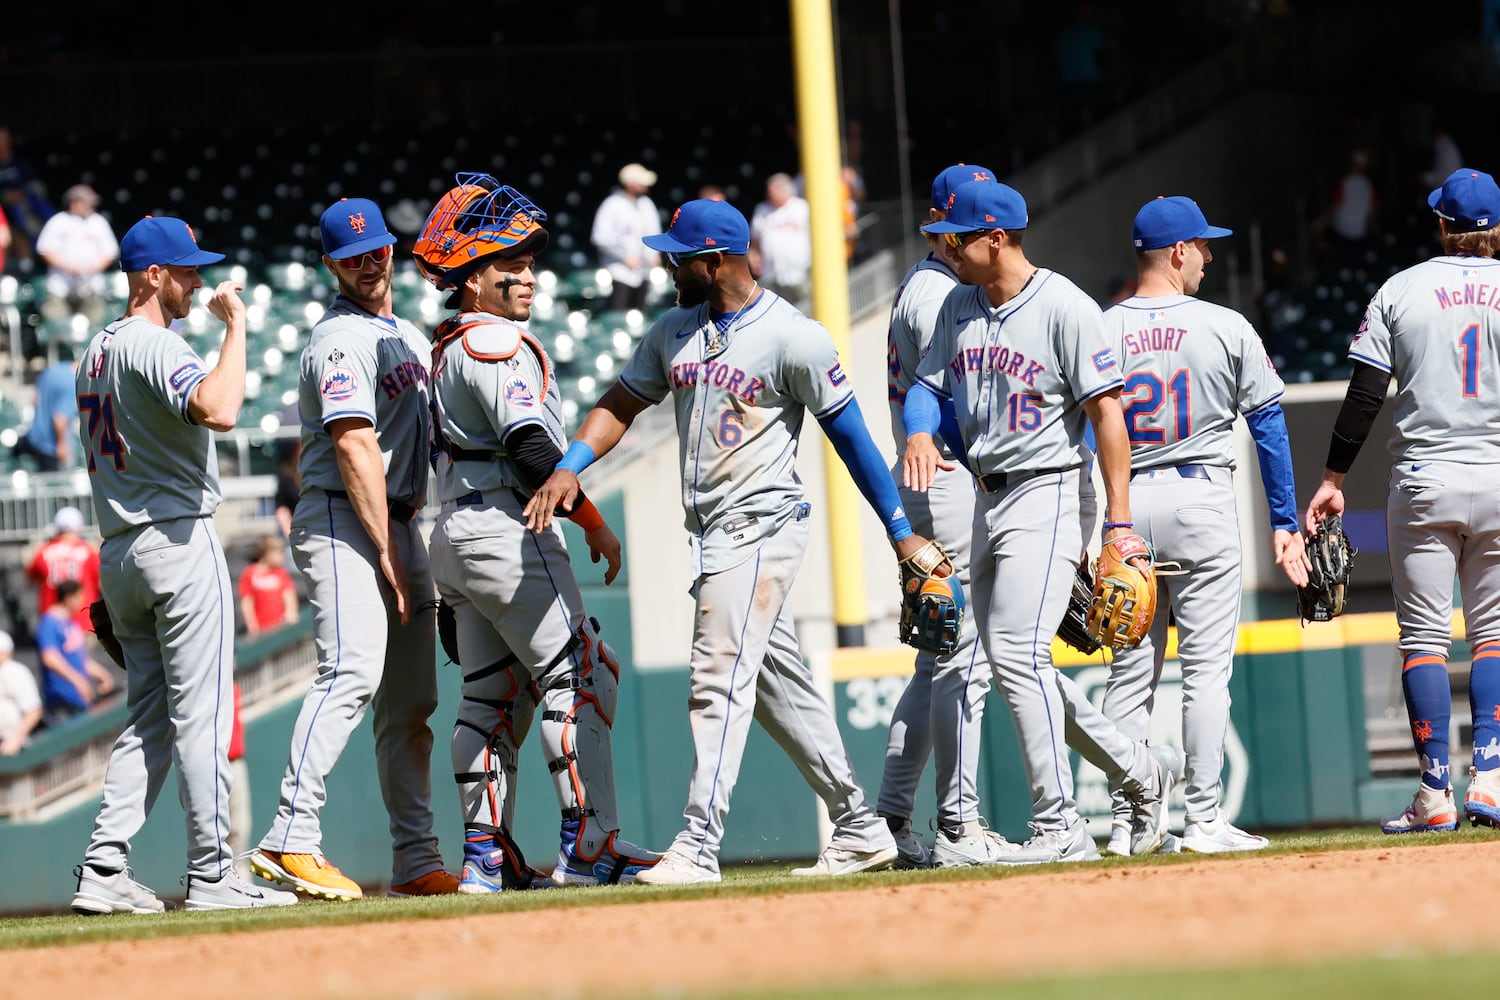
left=943, top=229, right=993, bottom=251
left=664, top=247, right=722, bottom=269
left=336, top=244, right=394, bottom=269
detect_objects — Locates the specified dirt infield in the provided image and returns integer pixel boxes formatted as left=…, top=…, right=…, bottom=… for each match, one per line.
left=11, top=842, right=1496, bottom=999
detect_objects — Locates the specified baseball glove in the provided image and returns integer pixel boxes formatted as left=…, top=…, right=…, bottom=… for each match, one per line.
left=1298, top=514, right=1353, bottom=623
left=1085, top=534, right=1157, bottom=652
left=897, top=539, right=965, bottom=654
left=1057, top=560, right=1103, bottom=655
left=89, top=599, right=125, bottom=668
left=436, top=598, right=460, bottom=665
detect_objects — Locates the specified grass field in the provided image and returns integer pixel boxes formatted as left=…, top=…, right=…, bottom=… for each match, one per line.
left=4, top=825, right=1497, bottom=999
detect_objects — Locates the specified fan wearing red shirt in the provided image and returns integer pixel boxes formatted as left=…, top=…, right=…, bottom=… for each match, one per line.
left=26, top=506, right=100, bottom=632
left=238, top=534, right=298, bottom=636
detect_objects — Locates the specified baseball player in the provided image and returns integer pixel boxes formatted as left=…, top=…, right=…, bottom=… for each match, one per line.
left=1305, top=167, right=1500, bottom=834
left=412, top=173, right=659, bottom=889
left=1100, top=196, right=1310, bottom=855
left=251, top=198, right=456, bottom=900
left=906, top=180, right=1182, bottom=864
left=878, top=162, right=1010, bottom=868
left=70, top=216, right=295, bottom=912
left=525, top=198, right=930, bottom=884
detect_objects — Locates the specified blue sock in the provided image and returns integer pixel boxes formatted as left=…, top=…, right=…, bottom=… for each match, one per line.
left=1402, top=652, right=1451, bottom=789
left=1471, top=641, right=1500, bottom=772
left=559, top=817, right=581, bottom=852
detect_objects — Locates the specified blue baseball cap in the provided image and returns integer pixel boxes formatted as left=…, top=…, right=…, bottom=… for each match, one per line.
left=319, top=197, right=398, bottom=260
left=931, top=163, right=996, bottom=211
left=1428, top=168, right=1500, bottom=232
left=643, top=198, right=751, bottom=255
left=118, top=216, right=225, bottom=272
left=920, top=180, right=1028, bottom=234
left=1132, top=196, right=1233, bottom=250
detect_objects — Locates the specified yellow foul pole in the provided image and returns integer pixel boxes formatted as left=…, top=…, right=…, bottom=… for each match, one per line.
left=789, top=0, right=867, bottom=647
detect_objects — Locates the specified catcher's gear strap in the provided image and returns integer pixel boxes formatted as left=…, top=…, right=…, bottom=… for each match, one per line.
left=431, top=314, right=552, bottom=405
left=540, top=616, right=622, bottom=841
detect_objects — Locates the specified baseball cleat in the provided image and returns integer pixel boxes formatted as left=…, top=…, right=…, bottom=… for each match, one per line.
left=888, top=819, right=933, bottom=869
left=250, top=849, right=362, bottom=900
left=70, top=864, right=166, bottom=915
left=388, top=868, right=461, bottom=897
left=1182, top=812, right=1269, bottom=854
left=791, top=844, right=899, bottom=877
left=185, top=869, right=298, bottom=910
left=552, top=832, right=661, bottom=886
left=1103, top=820, right=1131, bottom=858
left=931, top=822, right=1016, bottom=867
left=1129, top=744, right=1184, bottom=856
left=995, top=822, right=1101, bottom=865
left=1464, top=766, right=1500, bottom=828
left=634, top=849, right=721, bottom=885
left=1380, top=783, right=1459, bottom=834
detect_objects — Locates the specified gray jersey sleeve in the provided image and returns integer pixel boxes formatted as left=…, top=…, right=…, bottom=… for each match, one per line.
left=617, top=312, right=673, bottom=404
left=887, top=256, right=958, bottom=453
left=781, top=314, right=854, bottom=418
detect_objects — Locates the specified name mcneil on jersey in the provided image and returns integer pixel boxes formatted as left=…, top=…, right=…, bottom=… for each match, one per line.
left=948, top=345, right=1046, bottom=387
left=380, top=360, right=429, bottom=400
left=1433, top=278, right=1500, bottom=311
left=670, top=358, right=766, bottom=404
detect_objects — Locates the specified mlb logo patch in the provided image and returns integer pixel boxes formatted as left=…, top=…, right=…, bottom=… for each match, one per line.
left=827, top=363, right=847, bottom=386
left=169, top=362, right=203, bottom=392
left=1091, top=348, right=1117, bottom=372
left=1148, top=311, right=1166, bottom=322
left=503, top=374, right=535, bottom=407
left=321, top=366, right=359, bottom=402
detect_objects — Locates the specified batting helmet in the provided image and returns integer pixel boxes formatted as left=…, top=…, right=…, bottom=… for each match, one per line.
left=413, top=172, right=549, bottom=300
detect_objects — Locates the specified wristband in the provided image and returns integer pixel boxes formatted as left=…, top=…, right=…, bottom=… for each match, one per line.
left=565, top=496, right=605, bottom=532
left=557, top=441, right=596, bottom=476
left=1103, top=521, right=1134, bottom=530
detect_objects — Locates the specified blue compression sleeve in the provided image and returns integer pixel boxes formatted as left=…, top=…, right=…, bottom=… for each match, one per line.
left=557, top=440, right=596, bottom=476
left=1245, top=402, right=1299, bottom=532
left=903, top=380, right=942, bottom=439
left=936, top=394, right=968, bottom=464
left=820, top=397, right=913, bottom=541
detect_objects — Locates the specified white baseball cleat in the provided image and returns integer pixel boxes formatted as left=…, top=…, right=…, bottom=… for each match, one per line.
left=185, top=868, right=299, bottom=910
left=634, top=849, right=721, bottom=886
left=1103, top=819, right=1131, bottom=858
left=790, top=844, right=898, bottom=877
left=71, top=865, right=166, bottom=915
left=995, top=823, right=1101, bottom=866
left=1182, top=812, right=1269, bottom=854
left=931, top=822, right=1017, bottom=867
left=1130, top=744, right=1184, bottom=856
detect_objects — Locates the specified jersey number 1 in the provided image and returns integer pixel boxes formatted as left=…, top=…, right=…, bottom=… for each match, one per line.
left=79, top=393, right=126, bottom=472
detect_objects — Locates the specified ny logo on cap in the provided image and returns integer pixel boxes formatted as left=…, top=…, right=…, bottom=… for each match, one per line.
left=348, top=212, right=368, bottom=235
left=186, top=223, right=200, bottom=244
left=670, top=207, right=682, bottom=227
left=973, top=171, right=991, bottom=182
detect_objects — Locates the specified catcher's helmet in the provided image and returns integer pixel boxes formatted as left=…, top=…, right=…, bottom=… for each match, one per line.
left=413, top=172, right=549, bottom=296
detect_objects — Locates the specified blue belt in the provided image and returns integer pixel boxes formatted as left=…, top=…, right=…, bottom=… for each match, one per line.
left=976, top=465, right=1074, bottom=494
left=1132, top=463, right=1209, bottom=481
left=455, top=491, right=486, bottom=506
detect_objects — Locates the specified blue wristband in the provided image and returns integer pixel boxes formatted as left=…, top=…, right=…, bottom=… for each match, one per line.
left=557, top=441, right=596, bottom=476
left=1103, top=521, right=1133, bottom=530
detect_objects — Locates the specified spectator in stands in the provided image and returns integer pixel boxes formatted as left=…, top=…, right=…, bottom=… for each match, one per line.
left=37, top=579, right=115, bottom=727
left=36, top=183, right=118, bottom=328
left=25, top=504, right=100, bottom=631
left=1314, top=147, right=1378, bottom=278
left=0, top=204, right=11, bottom=276
left=0, top=630, right=43, bottom=756
left=750, top=172, right=812, bottom=307
left=1420, top=125, right=1464, bottom=190
left=591, top=163, right=663, bottom=312
left=0, top=126, right=54, bottom=265
left=11, top=346, right=80, bottom=472
left=238, top=532, right=298, bottom=637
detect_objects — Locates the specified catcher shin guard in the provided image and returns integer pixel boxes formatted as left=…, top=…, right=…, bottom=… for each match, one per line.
left=1086, top=533, right=1158, bottom=652
left=1298, top=514, right=1353, bottom=623
left=539, top=618, right=623, bottom=860
left=452, top=654, right=537, bottom=830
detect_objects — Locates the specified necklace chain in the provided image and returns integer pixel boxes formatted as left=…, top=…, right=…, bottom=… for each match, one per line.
left=706, top=281, right=758, bottom=351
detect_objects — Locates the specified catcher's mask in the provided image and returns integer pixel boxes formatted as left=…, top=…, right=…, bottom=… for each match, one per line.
left=414, top=172, right=549, bottom=305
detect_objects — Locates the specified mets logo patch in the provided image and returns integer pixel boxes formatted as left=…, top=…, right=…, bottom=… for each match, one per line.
left=503, top=374, right=535, bottom=407
left=168, top=362, right=203, bottom=392
left=321, top=366, right=359, bottom=402
left=827, top=363, right=847, bottom=386
left=1091, top=348, right=1117, bottom=372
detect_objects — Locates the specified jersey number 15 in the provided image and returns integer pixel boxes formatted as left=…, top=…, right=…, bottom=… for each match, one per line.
left=78, top=393, right=126, bottom=472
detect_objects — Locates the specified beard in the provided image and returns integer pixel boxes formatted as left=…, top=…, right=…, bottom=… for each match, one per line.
left=675, top=273, right=712, bottom=307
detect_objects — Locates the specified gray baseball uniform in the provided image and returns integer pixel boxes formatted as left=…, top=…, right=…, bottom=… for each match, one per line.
left=427, top=313, right=648, bottom=882
left=914, top=272, right=1161, bottom=836
left=257, top=297, right=444, bottom=885
left=617, top=290, right=891, bottom=872
left=1100, top=294, right=1288, bottom=826
left=879, top=252, right=989, bottom=832
left=76, top=315, right=235, bottom=880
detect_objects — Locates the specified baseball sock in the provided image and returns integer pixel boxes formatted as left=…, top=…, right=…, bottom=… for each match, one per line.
left=1402, top=652, right=1451, bottom=789
left=1470, top=641, right=1500, bottom=772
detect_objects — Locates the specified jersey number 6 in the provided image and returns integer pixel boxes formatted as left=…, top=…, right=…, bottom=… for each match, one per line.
left=79, top=393, right=126, bottom=472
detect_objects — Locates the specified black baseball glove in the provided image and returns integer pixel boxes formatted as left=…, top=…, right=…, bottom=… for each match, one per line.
left=1057, top=560, right=1103, bottom=655
left=897, top=539, right=965, bottom=654
left=1298, top=514, right=1354, bottom=623
left=89, top=599, right=125, bottom=668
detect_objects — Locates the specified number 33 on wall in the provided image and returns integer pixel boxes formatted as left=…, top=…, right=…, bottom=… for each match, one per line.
left=78, top=393, right=126, bottom=471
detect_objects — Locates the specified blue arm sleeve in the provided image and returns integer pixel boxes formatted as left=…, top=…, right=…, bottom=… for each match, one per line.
left=936, top=395, right=968, bottom=465
left=1245, top=402, right=1299, bottom=532
left=819, top=397, right=913, bottom=541
left=903, top=380, right=941, bottom=438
